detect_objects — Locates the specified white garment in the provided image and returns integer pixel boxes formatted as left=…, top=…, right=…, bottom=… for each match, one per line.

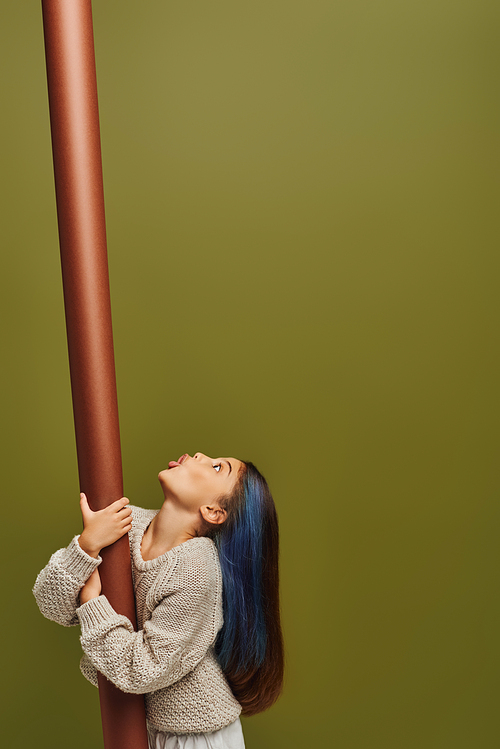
left=147, top=718, right=245, bottom=749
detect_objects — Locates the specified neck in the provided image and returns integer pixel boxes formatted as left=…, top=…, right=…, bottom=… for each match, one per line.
left=141, top=500, right=198, bottom=560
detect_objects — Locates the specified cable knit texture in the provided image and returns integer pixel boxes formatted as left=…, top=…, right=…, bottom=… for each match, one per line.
left=33, top=505, right=242, bottom=733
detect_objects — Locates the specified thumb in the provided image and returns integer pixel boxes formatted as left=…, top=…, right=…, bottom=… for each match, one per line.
left=80, top=493, right=92, bottom=517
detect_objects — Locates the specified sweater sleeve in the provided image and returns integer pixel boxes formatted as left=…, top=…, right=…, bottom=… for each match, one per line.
left=33, top=536, right=102, bottom=627
left=77, top=553, right=221, bottom=694
left=80, top=653, right=99, bottom=688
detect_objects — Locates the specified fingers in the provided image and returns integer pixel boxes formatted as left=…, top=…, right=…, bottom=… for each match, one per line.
left=80, top=494, right=129, bottom=509
left=111, top=498, right=132, bottom=530
left=80, top=494, right=133, bottom=533
left=118, top=519, right=133, bottom=536
left=111, top=496, right=130, bottom=510
left=119, top=504, right=133, bottom=529
left=95, top=497, right=131, bottom=514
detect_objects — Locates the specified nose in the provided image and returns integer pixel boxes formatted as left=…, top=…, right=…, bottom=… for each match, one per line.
left=193, top=452, right=209, bottom=461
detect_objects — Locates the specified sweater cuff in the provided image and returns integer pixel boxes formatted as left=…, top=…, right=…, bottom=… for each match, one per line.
left=77, top=595, right=117, bottom=631
left=59, top=536, right=102, bottom=582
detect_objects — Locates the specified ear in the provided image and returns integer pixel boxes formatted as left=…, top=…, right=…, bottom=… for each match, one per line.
left=200, top=504, right=227, bottom=525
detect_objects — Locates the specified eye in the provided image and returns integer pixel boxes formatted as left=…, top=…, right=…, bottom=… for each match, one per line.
left=213, top=463, right=222, bottom=472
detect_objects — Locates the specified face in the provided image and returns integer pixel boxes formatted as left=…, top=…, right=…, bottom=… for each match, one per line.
left=158, top=452, right=244, bottom=512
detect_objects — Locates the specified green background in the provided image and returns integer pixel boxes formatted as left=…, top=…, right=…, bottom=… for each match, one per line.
left=1, top=1, right=499, bottom=746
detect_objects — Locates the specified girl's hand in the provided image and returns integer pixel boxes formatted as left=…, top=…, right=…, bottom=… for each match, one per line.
left=78, top=493, right=133, bottom=558
left=79, top=568, right=101, bottom=605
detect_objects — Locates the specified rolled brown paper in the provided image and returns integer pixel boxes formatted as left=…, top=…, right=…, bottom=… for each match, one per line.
left=41, top=1, right=149, bottom=746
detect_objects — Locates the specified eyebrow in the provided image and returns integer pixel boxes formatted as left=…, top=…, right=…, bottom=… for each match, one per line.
left=225, top=460, right=232, bottom=475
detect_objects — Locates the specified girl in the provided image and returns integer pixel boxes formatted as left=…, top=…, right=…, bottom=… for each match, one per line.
left=33, top=452, right=284, bottom=749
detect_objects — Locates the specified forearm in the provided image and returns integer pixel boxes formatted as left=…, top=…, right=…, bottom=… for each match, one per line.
left=78, top=531, right=101, bottom=558
left=34, top=493, right=131, bottom=625
left=77, top=596, right=205, bottom=694
left=33, top=537, right=102, bottom=626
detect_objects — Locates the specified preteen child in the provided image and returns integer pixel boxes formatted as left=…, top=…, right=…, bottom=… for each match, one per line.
left=33, top=451, right=284, bottom=749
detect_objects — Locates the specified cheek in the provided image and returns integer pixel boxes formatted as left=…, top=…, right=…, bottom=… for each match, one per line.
left=180, top=474, right=217, bottom=509
left=165, top=472, right=200, bottom=505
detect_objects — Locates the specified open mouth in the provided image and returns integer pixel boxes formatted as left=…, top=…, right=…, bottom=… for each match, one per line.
left=168, top=453, right=189, bottom=469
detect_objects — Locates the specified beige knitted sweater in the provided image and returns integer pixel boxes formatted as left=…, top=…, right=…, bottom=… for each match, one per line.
left=32, top=505, right=242, bottom=733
